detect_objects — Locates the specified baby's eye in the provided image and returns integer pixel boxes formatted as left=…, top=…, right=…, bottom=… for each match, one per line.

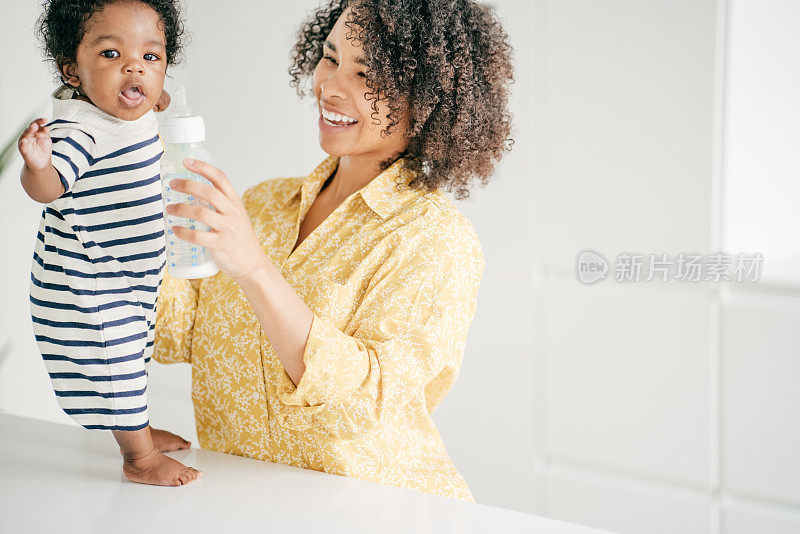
left=101, top=49, right=120, bottom=58
left=144, top=53, right=159, bottom=61
left=357, top=71, right=367, bottom=78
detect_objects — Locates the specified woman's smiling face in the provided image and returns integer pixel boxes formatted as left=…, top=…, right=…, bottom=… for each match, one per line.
left=312, top=8, right=410, bottom=160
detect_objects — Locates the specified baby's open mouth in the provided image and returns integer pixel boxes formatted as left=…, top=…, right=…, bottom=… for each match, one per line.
left=119, top=84, right=146, bottom=108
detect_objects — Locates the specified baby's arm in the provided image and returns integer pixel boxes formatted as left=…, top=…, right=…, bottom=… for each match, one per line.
left=18, top=119, right=64, bottom=204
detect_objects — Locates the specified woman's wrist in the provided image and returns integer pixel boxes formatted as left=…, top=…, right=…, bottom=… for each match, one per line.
left=233, top=249, right=274, bottom=290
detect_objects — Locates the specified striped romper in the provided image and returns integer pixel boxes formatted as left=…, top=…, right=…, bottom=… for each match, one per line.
left=29, top=88, right=166, bottom=431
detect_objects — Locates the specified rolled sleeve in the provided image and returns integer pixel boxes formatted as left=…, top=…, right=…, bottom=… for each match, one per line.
left=49, top=126, right=95, bottom=196
left=276, top=311, right=369, bottom=407
left=153, top=269, right=203, bottom=364
left=273, top=217, right=486, bottom=441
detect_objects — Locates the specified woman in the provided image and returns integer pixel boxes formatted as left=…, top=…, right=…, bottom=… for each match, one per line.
left=153, top=0, right=513, bottom=501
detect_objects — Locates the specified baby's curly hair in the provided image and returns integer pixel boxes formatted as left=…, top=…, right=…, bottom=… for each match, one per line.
left=290, top=0, right=514, bottom=200
left=37, top=0, right=185, bottom=77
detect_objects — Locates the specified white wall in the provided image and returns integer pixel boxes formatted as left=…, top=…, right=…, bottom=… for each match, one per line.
left=530, top=0, right=800, bottom=533
left=719, top=0, right=800, bottom=531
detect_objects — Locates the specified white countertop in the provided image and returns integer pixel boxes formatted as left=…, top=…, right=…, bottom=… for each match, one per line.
left=0, top=413, right=610, bottom=533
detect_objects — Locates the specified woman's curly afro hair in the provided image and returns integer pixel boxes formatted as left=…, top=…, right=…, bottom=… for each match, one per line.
left=37, top=0, right=185, bottom=76
left=290, top=0, right=514, bottom=200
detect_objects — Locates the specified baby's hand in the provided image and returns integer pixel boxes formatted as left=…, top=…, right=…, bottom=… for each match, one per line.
left=18, top=119, right=52, bottom=171
left=154, top=89, right=171, bottom=112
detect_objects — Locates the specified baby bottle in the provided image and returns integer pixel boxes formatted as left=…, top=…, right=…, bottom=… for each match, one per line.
left=159, top=86, right=220, bottom=279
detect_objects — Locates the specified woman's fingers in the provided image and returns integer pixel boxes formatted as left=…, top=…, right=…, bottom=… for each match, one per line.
left=182, top=159, right=240, bottom=202
left=171, top=224, right=215, bottom=248
left=166, top=202, right=224, bottom=232
left=166, top=159, right=264, bottom=282
left=168, top=177, right=231, bottom=215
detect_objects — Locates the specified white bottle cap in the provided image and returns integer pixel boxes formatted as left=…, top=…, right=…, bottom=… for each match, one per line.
left=161, top=115, right=205, bottom=143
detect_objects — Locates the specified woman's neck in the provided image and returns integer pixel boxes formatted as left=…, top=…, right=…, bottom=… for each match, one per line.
left=323, top=154, right=393, bottom=200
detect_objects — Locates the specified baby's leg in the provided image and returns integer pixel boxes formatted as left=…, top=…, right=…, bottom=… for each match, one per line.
left=113, top=427, right=201, bottom=486
left=150, top=427, right=191, bottom=452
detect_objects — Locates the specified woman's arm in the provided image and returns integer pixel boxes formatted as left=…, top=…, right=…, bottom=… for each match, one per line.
left=164, top=158, right=313, bottom=384
left=236, top=259, right=314, bottom=385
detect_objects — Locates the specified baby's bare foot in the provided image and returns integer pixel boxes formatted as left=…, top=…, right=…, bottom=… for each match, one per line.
left=150, top=427, right=191, bottom=452
left=122, top=449, right=201, bottom=487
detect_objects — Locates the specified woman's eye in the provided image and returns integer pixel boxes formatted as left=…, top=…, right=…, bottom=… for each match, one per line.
left=101, top=50, right=120, bottom=58
left=323, top=55, right=338, bottom=65
left=144, top=53, right=159, bottom=61
left=357, top=72, right=367, bottom=78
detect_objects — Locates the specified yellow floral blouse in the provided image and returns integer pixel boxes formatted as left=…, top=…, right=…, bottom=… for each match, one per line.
left=153, top=155, right=485, bottom=501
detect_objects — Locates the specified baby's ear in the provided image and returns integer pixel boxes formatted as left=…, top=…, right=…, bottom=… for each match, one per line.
left=154, top=89, right=171, bottom=112
left=57, top=62, right=80, bottom=88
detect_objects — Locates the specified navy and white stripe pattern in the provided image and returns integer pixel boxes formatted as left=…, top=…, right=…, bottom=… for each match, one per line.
left=29, top=91, right=166, bottom=431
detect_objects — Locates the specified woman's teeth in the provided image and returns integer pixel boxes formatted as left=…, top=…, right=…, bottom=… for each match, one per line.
left=321, top=107, right=358, bottom=124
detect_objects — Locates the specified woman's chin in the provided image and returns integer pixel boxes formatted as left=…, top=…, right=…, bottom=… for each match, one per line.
left=318, top=136, right=356, bottom=157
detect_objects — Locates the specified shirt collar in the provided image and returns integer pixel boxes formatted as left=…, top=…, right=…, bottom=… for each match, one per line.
left=276, top=156, right=422, bottom=219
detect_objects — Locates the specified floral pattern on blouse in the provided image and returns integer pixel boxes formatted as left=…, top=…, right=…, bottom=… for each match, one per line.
left=153, top=155, right=485, bottom=501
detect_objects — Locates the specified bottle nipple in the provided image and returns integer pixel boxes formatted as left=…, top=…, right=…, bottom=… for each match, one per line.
left=169, top=86, right=193, bottom=118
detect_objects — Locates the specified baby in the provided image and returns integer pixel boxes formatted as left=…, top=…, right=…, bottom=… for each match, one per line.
left=18, top=0, right=200, bottom=486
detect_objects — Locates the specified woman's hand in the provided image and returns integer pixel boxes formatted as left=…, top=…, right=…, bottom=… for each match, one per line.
left=165, top=158, right=267, bottom=282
